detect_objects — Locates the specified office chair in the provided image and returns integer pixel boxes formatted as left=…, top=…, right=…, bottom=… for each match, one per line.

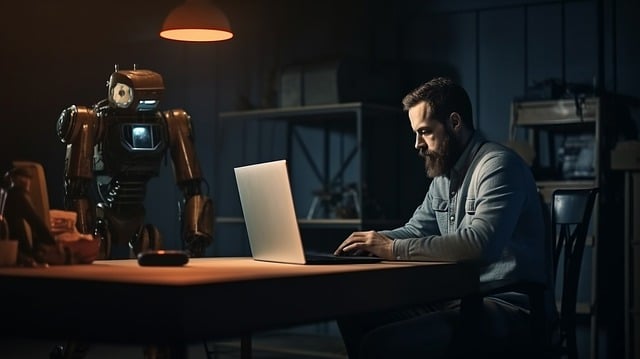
left=549, top=187, right=599, bottom=359
left=458, top=188, right=598, bottom=359
left=455, top=193, right=550, bottom=358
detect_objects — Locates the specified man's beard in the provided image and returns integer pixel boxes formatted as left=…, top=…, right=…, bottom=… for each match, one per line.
left=419, top=130, right=461, bottom=178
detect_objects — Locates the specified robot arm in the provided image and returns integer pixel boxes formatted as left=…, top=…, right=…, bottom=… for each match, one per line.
left=164, top=109, right=214, bottom=257
left=56, top=105, right=100, bottom=236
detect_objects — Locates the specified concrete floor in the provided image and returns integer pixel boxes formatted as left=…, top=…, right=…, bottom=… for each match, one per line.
left=1, top=331, right=347, bottom=359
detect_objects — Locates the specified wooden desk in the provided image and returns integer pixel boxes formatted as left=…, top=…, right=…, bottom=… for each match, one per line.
left=0, top=257, right=477, bottom=346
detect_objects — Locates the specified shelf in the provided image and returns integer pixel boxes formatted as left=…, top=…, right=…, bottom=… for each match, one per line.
left=215, top=217, right=404, bottom=230
left=512, top=97, right=598, bottom=127
left=216, top=216, right=362, bottom=229
left=219, top=102, right=399, bottom=122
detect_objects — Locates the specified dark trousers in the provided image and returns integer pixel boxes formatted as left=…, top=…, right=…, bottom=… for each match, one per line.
left=337, top=294, right=531, bottom=359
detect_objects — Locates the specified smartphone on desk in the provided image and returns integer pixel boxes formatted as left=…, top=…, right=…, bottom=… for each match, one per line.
left=137, top=250, right=189, bottom=266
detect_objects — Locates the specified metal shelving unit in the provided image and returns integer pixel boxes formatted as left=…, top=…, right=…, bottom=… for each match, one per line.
left=213, top=101, right=426, bottom=348
left=217, top=102, right=424, bottom=230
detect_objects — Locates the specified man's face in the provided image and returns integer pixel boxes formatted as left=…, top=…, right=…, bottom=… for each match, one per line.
left=408, top=102, right=460, bottom=178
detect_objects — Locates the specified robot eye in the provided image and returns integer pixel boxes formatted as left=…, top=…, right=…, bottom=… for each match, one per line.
left=110, top=83, right=133, bottom=108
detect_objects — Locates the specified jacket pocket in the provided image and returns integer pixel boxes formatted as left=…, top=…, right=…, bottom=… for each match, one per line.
left=431, top=197, right=449, bottom=232
left=465, top=198, right=476, bottom=215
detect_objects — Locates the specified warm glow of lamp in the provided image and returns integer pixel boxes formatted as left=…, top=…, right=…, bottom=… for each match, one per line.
left=160, top=0, right=233, bottom=42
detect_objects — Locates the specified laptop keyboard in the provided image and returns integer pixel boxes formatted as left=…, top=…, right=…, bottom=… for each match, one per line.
left=304, top=251, right=381, bottom=264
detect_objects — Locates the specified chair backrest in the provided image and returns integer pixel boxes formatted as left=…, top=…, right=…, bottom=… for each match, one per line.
left=11, top=161, right=51, bottom=230
left=550, top=187, right=598, bottom=354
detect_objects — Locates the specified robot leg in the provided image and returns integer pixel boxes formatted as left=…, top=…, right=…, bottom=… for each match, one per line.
left=94, top=216, right=111, bottom=260
left=96, top=203, right=153, bottom=259
left=130, top=223, right=164, bottom=255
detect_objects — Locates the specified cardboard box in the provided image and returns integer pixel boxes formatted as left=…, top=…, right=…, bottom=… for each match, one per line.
left=611, top=140, right=640, bottom=170
left=278, top=59, right=402, bottom=107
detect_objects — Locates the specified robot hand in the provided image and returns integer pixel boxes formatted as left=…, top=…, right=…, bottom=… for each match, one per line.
left=182, top=194, right=213, bottom=257
left=184, top=234, right=212, bottom=257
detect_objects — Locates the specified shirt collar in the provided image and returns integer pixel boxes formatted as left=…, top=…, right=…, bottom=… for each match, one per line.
left=450, top=131, right=486, bottom=181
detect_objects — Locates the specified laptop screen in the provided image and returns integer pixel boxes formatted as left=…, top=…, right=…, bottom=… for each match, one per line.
left=234, top=160, right=307, bottom=264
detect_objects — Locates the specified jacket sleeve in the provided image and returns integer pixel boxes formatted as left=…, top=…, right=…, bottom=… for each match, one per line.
left=379, top=182, right=440, bottom=240
left=390, top=151, right=531, bottom=264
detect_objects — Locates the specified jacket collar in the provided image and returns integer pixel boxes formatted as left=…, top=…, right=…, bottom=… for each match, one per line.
left=449, top=131, right=486, bottom=188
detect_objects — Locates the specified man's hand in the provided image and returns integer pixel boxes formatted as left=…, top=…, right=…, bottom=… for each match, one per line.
left=334, top=230, right=394, bottom=260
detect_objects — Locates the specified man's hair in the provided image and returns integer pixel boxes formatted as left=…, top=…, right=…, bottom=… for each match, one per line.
left=401, top=77, right=474, bottom=130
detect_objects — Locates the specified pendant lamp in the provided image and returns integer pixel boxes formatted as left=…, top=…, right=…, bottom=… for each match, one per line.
left=160, top=0, right=233, bottom=42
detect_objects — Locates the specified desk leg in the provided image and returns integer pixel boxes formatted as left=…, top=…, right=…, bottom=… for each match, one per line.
left=240, top=335, right=252, bottom=359
left=143, top=344, right=186, bottom=359
left=172, top=344, right=188, bottom=359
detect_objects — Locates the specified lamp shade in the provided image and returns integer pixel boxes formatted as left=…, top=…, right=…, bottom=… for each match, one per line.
left=160, top=0, right=233, bottom=42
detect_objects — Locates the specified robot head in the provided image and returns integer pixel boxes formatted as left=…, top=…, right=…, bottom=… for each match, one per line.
left=107, top=68, right=164, bottom=112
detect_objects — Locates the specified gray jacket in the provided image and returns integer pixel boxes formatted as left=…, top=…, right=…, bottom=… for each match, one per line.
left=384, top=131, right=546, bottom=288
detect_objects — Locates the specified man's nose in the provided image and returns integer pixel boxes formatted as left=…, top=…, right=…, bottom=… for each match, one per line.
left=415, top=134, right=425, bottom=150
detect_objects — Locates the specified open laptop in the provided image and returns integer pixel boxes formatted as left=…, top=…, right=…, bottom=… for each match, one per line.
left=234, top=160, right=381, bottom=264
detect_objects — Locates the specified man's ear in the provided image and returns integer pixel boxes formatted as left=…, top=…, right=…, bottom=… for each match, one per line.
left=449, top=112, right=462, bottom=131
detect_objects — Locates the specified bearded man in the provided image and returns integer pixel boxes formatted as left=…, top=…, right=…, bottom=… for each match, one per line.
left=334, top=77, right=549, bottom=358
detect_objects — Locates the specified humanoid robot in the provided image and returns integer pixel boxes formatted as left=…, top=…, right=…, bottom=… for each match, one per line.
left=56, top=65, right=213, bottom=259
